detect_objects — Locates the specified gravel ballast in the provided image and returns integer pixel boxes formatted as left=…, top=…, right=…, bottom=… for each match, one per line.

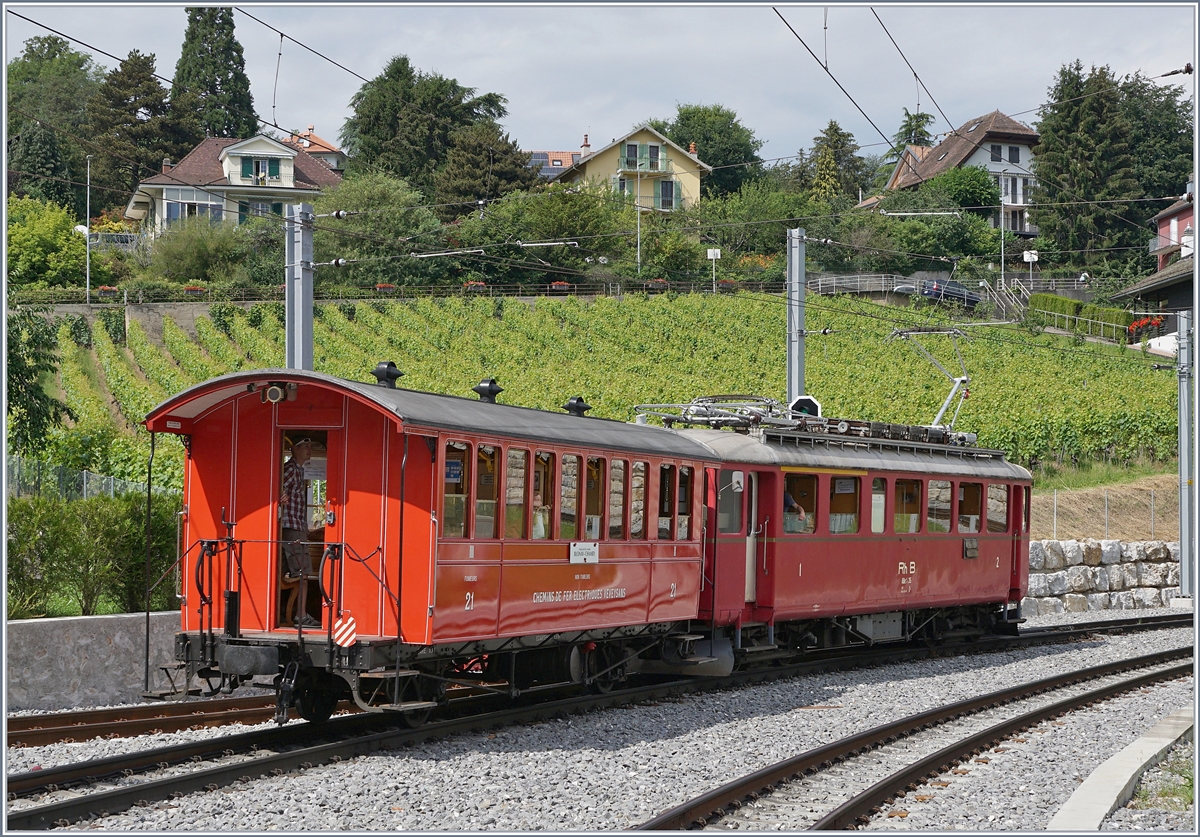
left=6, top=610, right=1194, bottom=831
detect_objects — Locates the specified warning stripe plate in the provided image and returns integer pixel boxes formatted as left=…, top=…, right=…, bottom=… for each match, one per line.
left=333, top=613, right=357, bottom=647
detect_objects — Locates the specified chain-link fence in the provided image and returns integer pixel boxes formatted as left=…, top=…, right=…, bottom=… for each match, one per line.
left=5, top=455, right=179, bottom=501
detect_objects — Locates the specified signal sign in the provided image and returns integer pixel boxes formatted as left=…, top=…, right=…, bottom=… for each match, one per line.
left=790, top=395, right=822, bottom=417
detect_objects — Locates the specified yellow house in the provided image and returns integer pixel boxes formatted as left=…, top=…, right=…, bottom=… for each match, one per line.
left=551, top=127, right=711, bottom=211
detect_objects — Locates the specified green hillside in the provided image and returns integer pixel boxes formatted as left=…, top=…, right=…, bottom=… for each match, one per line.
left=49, top=293, right=1177, bottom=489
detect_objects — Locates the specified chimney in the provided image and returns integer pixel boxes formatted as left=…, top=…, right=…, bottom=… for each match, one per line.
left=162, top=158, right=173, bottom=173
left=1182, top=225, right=1194, bottom=259
left=581, top=133, right=590, bottom=156
left=307, top=124, right=315, bottom=133
left=689, top=142, right=696, bottom=155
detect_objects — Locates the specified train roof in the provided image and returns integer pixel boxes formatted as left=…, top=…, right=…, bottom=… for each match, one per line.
left=144, top=368, right=720, bottom=461
left=677, top=428, right=1032, bottom=482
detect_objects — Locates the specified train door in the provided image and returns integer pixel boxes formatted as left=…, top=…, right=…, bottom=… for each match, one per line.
left=744, top=472, right=759, bottom=603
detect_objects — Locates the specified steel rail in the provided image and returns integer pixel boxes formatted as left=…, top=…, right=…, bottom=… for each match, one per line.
left=6, top=695, right=275, bottom=732
left=635, top=647, right=1193, bottom=830
left=810, top=659, right=1194, bottom=830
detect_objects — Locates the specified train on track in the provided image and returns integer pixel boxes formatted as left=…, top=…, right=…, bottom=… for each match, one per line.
left=145, top=364, right=1031, bottom=723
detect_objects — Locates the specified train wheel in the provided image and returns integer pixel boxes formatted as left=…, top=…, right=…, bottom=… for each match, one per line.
left=297, top=684, right=339, bottom=723
left=588, top=646, right=621, bottom=694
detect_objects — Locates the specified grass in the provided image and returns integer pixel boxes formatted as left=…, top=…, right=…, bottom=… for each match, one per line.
left=1131, top=747, right=1194, bottom=810
left=1032, top=458, right=1179, bottom=492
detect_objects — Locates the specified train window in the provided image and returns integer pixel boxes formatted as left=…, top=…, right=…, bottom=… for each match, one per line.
left=829, top=476, right=860, bottom=534
left=718, top=470, right=743, bottom=534
left=532, top=451, right=554, bottom=540
left=584, top=457, right=604, bottom=540
left=894, top=479, right=922, bottom=533
left=783, top=473, right=816, bottom=534
left=474, top=445, right=498, bottom=539
left=630, top=462, right=648, bottom=539
left=505, top=449, right=529, bottom=539
left=560, top=455, right=580, bottom=540
left=959, top=483, right=983, bottom=533
left=609, top=460, right=627, bottom=539
left=871, top=478, right=886, bottom=533
left=443, top=441, right=470, bottom=538
left=987, top=484, right=1009, bottom=533
left=658, top=464, right=676, bottom=540
left=1022, top=486, right=1030, bottom=533
left=927, top=480, right=952, bottom=533
left=677, top=467, right=692, bottom=539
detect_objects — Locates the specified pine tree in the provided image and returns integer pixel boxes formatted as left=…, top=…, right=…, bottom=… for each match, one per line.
left=87, top=51, right=204, bottom=212
left=810, top=145, right=841, bottom=202
left=891, top=108, right=935, bottom=152
left=340, top=54, right=507, bottom=197
left=431, top=122, right=541, bottom=221
left=1030, top=62, right=1144, bottom=267
left=807, top=120, right=873, bottom=198
left=172, top=7, right=258, bottom=138
left=8, top=122, right=74, bottom=208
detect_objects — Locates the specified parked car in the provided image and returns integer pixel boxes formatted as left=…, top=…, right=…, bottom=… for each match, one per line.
left=920, top=279, right=980, bottom=309
left=892, top=283, right=918, bottom=295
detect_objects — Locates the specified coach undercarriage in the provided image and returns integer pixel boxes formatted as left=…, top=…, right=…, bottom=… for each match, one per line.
left=174, top=600, right=1017, bottom=724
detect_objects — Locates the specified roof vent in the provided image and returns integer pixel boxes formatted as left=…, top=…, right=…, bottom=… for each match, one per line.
left=473, top=378, right=503, bottom=403
left=562, top=396, right=592, bottom=417
left=371, top=360, right=404, bottom=388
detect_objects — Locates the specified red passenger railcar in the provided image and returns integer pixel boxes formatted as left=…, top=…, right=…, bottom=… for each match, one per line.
left=146, top=369, right=1030, bottom=722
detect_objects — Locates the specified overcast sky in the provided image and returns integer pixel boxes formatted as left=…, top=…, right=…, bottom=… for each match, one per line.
left=5, top=2, right=1196, bottom=166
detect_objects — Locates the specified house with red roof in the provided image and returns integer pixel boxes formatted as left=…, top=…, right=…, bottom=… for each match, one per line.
left=875, top=111, right=1040, bottom=236
left=281, top=125, right=346, bottom=173
left=1111, top=179, right=1194, bottom=315
left=124, top=134, right=342, bottom=235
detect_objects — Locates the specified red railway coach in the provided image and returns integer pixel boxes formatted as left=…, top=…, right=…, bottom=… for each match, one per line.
left=145, top=369, right=1031, bottom=724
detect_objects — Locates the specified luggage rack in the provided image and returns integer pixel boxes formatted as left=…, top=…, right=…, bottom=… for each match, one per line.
left=634, top=395, right=984, bottom=450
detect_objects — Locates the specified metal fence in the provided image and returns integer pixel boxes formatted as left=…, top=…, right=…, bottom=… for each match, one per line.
left=1030, top=485, right=1181, bottom=543
left=5, top=455, right=179, bottom=501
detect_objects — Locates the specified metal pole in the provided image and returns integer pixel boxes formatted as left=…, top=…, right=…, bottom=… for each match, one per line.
left=636, top=172, right=642, bottom=276
left=85, top=155, right=92, bottom=305
left=285, top=204, right=314, bottom=370
left=786, top=228, right=806, bottom=403
left=144, top=431, right=155, bottom=693
left=1177, top=309, right=1193, bottom=598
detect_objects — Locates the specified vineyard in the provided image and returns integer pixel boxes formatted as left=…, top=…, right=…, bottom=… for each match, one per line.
left=46, top=292, right=1177, bottom=490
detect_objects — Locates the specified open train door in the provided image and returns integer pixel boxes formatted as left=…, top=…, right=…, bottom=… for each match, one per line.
left=744, top=472, right=759, bottom=603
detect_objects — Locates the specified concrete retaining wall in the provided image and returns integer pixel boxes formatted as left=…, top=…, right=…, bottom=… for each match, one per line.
left=1022, top=540, right=1183, bottom=617
left=5, top=612, right=178, bottom=711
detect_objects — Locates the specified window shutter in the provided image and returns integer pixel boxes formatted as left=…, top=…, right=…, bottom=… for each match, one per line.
left=241, top=157, right=253, bottom=178
left=612, top=175, right=619, bottom=193
left=238, top=202, right=248, bottom=223
left=638, top=143, right=648, bottom=168
left=268, top=158, right=280, bottom=178
left=272, top=202, right=283, bottom=217
left=653, top=179, right=662, bottom=210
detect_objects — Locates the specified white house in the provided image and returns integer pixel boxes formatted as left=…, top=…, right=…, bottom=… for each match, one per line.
left=124, top=135, right=342, bottom=235
left=885, top=111, right=1040, bottom=236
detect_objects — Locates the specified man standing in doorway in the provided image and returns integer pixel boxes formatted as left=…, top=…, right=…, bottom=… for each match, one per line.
left=281, top=438, right=313, bottom=581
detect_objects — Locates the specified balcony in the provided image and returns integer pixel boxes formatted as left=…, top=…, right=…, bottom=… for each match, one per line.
left=616, top=154, right=675, bottom=175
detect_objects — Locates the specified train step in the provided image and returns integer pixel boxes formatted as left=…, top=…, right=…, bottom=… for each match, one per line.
left=669, top=634, right=705, bottom=642
left=375, top=700, right=439, bottom=712
left=359, top=668, right=419, bottom=679
left=675, top=656, right=719, bottom=666
left=736, top=644, right=778, bottom=653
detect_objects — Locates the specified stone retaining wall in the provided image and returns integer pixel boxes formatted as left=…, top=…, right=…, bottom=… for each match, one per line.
left=1022, top=540, right=1183, bottom=616
left=5, top=612, right=178, bottom=711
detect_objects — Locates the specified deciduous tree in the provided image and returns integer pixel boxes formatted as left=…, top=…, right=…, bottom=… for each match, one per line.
left=647, top=103, right=763, bottom=198
left=172, top=7, right=258, bottom=139
left=6, top=307, right=74, bottom=456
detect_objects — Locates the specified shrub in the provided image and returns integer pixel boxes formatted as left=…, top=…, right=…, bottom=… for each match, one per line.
left=208, top=302, right=237, bottom=336
left=96, top=307, right=125, bottom=344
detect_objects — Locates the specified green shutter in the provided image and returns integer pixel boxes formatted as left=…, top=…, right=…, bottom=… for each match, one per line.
left=674, top=180, right=682, bottom=210
left=268, top=158, right=280, bottom=178
left=241, top=157, right=253, bottom=178
left=638, top=143, right=648, bottom=169
left=612, top=175, right=619, bottom=193
left=272, top=203, right=283, bottom=217
left=238, top=202, right=248, bottom=223
left=653, top=179, right=662, bottom=210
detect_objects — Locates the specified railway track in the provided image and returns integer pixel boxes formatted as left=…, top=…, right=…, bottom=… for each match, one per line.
left=636, top=648, right=1193, bottom=830
left=6, top=613, right=1190, bottom=830
left=5, top=696, right=285, bottom=748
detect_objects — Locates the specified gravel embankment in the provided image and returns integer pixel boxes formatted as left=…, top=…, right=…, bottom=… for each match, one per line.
left=6, top=609, right=1194, bottom=831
